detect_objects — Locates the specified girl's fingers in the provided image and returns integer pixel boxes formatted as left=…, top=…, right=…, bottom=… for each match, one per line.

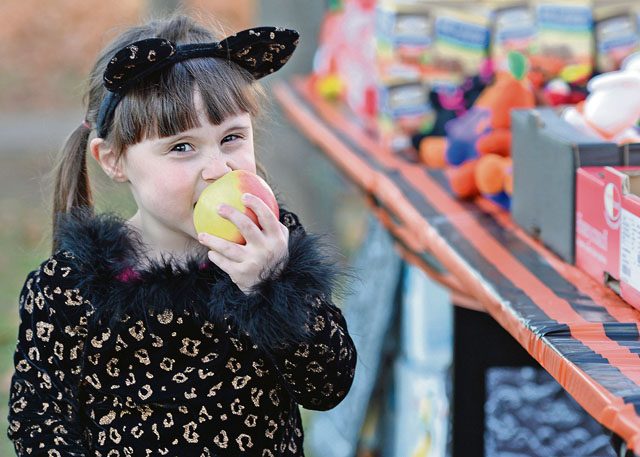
left=241, top=193, right=281, bottom=236
left=198, top=232, right=244, bottom=261
left=207, top=250, right=237, bottom=272
left=218, top=204, right=262, bottom=245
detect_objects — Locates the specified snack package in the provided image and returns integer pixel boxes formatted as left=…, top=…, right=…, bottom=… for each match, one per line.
left=429, top=4, right=492, bottom=89
left=594, top=5, right=640, bottom=73
left=375, top=2, right=433, bottom=66
left=532, top=0, right=593, bottom=81
left=490, top=2, right=536, bottom=70
left=377, top=63, right=434, bottom=151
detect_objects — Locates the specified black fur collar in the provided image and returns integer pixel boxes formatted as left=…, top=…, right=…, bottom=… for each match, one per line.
left=54, top=207, right=348, bottom=354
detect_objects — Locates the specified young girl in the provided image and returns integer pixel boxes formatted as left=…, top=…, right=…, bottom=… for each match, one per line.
left=7, top=15, right=356, bottom=456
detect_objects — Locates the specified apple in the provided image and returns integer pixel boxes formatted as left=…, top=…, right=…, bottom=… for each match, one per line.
left=193, top=170, right=279, bottom=244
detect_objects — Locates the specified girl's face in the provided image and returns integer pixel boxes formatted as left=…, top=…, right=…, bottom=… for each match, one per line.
left=119, top=90, right=256, bottom=247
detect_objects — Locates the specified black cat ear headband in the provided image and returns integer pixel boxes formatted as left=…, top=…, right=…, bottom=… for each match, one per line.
left=94, top=26, right=299, bottom=138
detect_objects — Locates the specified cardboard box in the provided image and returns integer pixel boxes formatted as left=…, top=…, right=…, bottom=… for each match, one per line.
left=511, top=108, right=640, bottom=264
left=575, top=166, right=640, bottom=309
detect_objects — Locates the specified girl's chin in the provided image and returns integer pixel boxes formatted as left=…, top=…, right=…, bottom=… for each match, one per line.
left=186, top=227, right=199, bottom=241
left=186, top=225, right=198, bottom=237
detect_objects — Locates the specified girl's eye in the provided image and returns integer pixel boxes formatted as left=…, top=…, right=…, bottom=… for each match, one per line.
left=171, top=143, right=194, bottom=153
left=222, top=134, right=241, bottom=144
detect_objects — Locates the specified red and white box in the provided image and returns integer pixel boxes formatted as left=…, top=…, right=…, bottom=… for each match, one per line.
left=576, top=166, right=640, bottom=309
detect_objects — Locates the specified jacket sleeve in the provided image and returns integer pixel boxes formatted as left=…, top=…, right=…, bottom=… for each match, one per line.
left=210, top=209, right=357, bottom=411
left=7, top=250, right=92, bottom=456
left=265, top=291, right=357, bottom=411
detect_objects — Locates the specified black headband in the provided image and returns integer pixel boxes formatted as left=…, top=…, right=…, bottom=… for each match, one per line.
left=95, top=26, right=299, bottom=138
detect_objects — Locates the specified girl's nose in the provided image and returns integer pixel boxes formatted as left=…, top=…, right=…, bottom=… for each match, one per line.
left=201, top=156, right=232, bottom=182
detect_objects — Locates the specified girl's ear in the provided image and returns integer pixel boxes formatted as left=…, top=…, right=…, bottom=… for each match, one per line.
left=89, top=138, right=128, bottom=183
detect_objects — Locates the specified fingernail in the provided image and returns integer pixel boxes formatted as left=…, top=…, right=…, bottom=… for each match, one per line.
left=217, top=204, right=226, bottom=214
left=242, top=193, right=251, bottom=202
left=198, top=233, right=205, bottom=242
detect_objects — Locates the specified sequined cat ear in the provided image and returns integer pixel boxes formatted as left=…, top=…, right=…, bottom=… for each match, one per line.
left=216, top=27, right=300, bottom=79
left=104, top=38, right=176, bottom=92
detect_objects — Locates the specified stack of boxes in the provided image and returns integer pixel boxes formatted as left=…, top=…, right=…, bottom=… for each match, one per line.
left=375, top=0, right=436, bottom=149
left=575, top=167, right=640, bottom=310
left=509, top=0, right=640, bottom=309
left=322, top=0, right=640, bottom=152
left=511, top=108, right=639, bottom=264
left=318, top=3, right=640, bottom=311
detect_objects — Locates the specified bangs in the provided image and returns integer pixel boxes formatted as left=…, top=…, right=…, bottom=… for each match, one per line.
left=109, top=57, right=263, bottom=150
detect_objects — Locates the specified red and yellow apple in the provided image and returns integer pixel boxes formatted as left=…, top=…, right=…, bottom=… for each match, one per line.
left=193, top=170, right=279, bottom=244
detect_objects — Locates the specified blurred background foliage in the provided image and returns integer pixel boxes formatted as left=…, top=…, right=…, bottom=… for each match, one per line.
left=0, top=0, right=256, bottom=110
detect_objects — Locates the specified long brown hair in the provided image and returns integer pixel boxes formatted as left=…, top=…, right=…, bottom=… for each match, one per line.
left=51, top=15, right=267, bottom=252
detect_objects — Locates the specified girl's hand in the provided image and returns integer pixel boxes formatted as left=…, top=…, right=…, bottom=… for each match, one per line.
left=197, top=193, right=289, bottom=295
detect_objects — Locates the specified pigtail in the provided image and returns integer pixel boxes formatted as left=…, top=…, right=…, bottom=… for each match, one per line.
left=51, top=123, right=94, bottom=253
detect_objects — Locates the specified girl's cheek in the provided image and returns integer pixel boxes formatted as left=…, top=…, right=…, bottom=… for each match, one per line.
left=144, top=174, right=190, bottom=203
left=237, top=157, right=257, bottom=173
left=161, top=168, right=191, bottom=189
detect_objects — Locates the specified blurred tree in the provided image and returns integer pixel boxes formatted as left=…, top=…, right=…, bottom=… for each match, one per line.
left=0, top=0, right=255, bottom=111
left=0, top=0, right=142, bottom=110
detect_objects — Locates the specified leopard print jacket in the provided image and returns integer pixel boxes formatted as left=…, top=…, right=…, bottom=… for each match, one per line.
left=7, top=207, right=357, bottom=456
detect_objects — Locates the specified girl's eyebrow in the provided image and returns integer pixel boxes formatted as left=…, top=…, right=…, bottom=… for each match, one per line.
left=221, top=124, right=251, bottom=134
left=156, top=134, right=194, bottom=145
